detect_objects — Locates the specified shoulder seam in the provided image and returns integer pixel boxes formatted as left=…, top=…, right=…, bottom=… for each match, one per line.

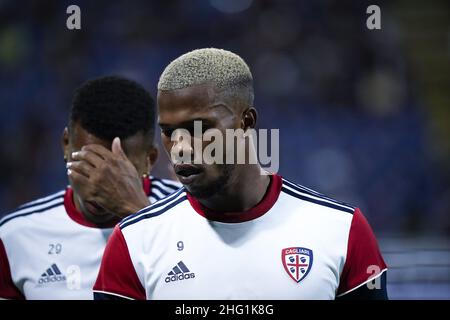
left=16, top=190, right=65, bottom=211
left=0, top=200, right=64, bottom=227
left=281, top=185, right=355, bottom=214
left=282, top=178, right=355, bottom=209
left=119, top=188, right=186, bottom=229
left=120, top=195, right=187, bottom=230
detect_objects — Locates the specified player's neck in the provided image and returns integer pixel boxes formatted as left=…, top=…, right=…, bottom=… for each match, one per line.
left=199, top=164, right=271, bottom=213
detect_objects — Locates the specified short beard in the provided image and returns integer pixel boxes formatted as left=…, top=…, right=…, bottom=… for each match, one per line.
left=188, top=165, right=235, bottom=200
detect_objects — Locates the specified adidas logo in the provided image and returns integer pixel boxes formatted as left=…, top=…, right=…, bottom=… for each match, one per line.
left=38, top=263, right=66, bottom=285
left=165, top=261, right=195, bottom=283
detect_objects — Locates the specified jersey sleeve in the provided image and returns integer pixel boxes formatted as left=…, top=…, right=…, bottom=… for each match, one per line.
left=0, top=238, right=25, bottom=300
left=93, top=225, right=146, bottom=300
left=336, top=208, right=388, bottom=300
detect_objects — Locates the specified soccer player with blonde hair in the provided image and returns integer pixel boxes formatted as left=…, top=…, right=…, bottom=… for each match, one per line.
left=94, top=49, right=387, bottom=300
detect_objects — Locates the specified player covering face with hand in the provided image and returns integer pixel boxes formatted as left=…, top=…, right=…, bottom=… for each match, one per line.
left=0, top=76, right=180, bottom=299
left=94, top=49, right=388, bottom=300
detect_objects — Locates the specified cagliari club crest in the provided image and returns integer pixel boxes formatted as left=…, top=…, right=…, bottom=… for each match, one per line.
left=281, top=247, right=313, bottom=283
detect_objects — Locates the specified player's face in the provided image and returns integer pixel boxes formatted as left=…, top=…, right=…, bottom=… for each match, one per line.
left=62, top=122, right=154, bottom=219
left=157, top=84, right=240, bottom=199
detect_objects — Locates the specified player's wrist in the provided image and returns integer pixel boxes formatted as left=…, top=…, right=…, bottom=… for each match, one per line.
left=121, top=195, right=150, bottom=217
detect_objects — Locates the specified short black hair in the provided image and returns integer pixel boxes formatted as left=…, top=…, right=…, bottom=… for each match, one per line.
left=70, top=75, right=155, bottom=142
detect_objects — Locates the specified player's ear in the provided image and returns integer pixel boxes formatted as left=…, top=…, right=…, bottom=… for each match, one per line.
left=241, top=107, right=257, bottom=131
left=61, top=127, right=70, bottom=162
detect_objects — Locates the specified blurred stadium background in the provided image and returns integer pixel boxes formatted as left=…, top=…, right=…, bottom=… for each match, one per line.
left=0, top=0, right=448, bottom=299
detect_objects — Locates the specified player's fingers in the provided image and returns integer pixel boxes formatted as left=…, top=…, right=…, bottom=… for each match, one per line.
left=66, top=160, right=93, bottom=178
left=111, top=137, right=128, bottom=160
left=81, top=144, right=113, bottom=160
left=67, top=167, right=89, bottom=186
left=71, top=149, right=104, bottom=168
